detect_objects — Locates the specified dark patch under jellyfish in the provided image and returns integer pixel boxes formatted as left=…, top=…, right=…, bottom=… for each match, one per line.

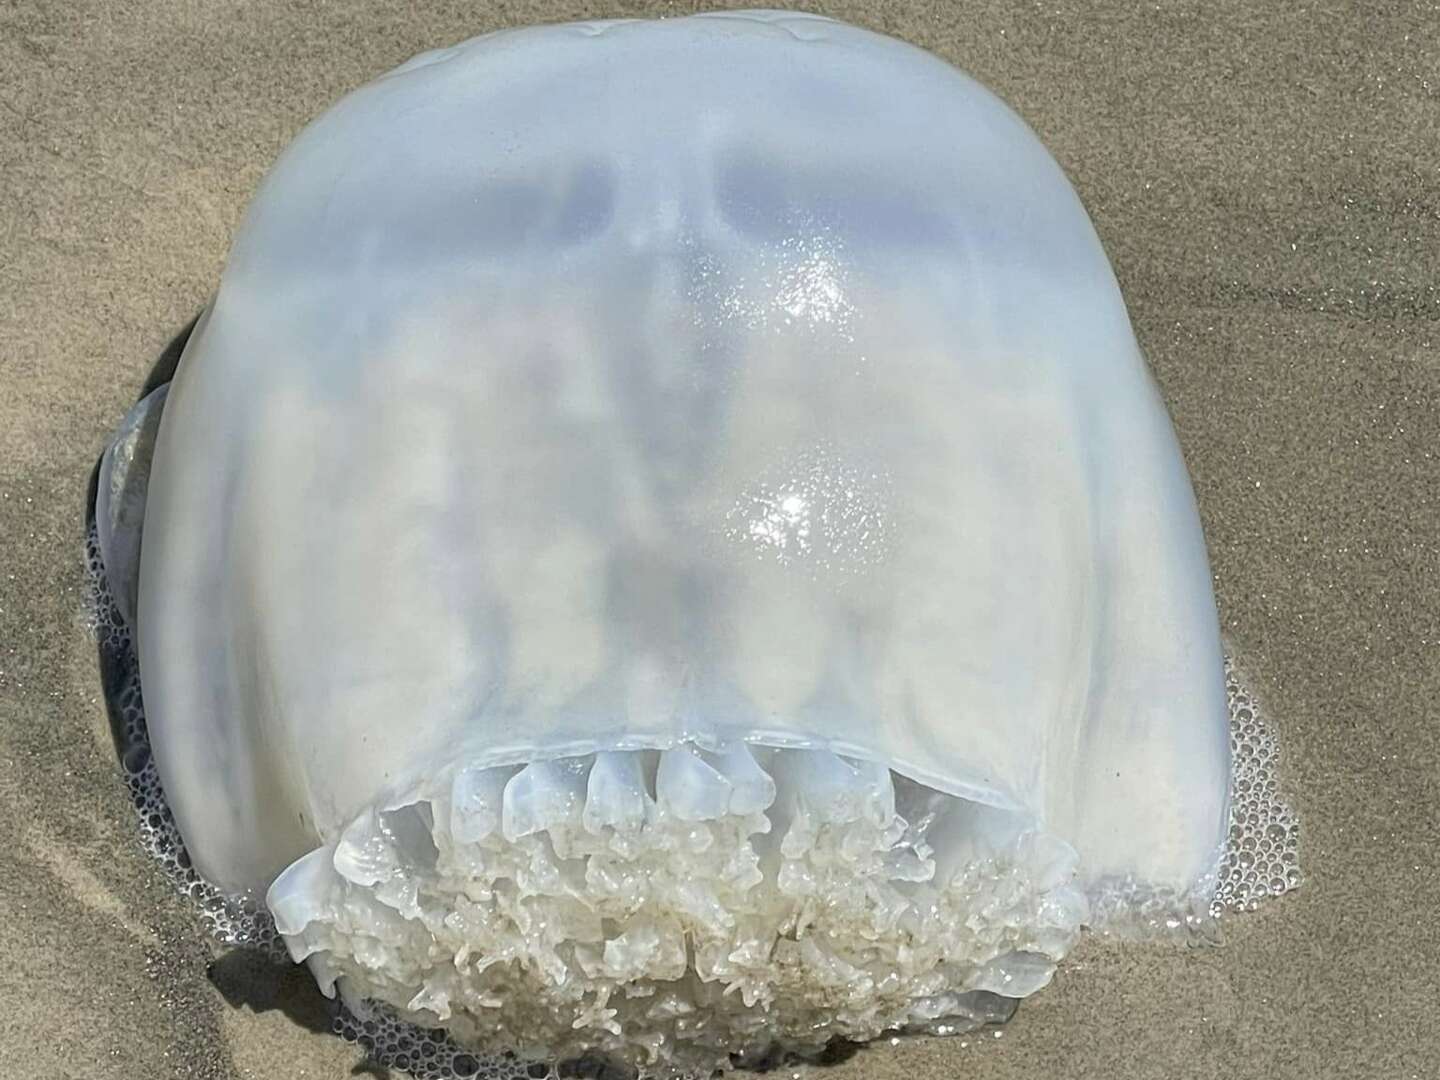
left=91, top=11, right=1298, bottom=1077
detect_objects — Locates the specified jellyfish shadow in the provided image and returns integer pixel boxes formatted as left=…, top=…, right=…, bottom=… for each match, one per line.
left=87, top=310, right=198, bottom=765
left=206, top=948, right=336, bottom=1035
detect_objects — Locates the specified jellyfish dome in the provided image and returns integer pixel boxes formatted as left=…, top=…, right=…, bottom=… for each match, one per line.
left=105, top=10, right=1231, bottom=1072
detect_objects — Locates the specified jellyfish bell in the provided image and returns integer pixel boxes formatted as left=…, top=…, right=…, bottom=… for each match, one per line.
left=99, top=10, right=1232, bottom=1072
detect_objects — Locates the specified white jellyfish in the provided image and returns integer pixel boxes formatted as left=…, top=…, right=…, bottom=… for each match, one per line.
left=97, top=10, right=1233, bottom=1073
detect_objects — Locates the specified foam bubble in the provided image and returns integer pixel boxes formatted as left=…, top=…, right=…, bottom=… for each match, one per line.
left=1212, top=656, right=1302, bottom=915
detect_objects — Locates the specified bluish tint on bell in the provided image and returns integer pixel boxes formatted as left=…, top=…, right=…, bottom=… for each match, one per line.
left=98, top=11, right=1233, bottom=1072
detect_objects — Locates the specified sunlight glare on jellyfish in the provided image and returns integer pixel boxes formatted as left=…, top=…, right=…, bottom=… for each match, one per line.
left=90, top=11, right=1298, bottom=1077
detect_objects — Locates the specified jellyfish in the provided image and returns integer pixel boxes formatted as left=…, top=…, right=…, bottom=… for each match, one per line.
left=96, top=10, right=1235, bottom=1074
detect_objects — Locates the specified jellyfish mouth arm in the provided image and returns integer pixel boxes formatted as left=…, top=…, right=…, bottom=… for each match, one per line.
left=265, top=741, right=1089, bottom=1068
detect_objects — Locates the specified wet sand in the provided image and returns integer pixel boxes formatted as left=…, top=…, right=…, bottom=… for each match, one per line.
left=1, top=2, right=1436, bottom=1078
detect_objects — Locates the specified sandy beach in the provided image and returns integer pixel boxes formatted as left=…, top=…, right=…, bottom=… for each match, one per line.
left=1, top=2, right=1436, bottom=1077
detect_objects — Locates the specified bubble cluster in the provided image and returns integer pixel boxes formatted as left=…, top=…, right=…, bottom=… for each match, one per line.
left=333, top=1001, right=689, bottom=1080
left=1211, top=656, right=1302, bottom=915
left=81, top=527, right=129, bottom=654
left=333, top=1003, right=571, bottom=1080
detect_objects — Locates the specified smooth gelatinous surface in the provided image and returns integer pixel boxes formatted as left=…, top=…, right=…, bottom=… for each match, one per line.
left=91, top=509, right=1299, bottom=1079
left=113, top=9, right=1237, bottom=1071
